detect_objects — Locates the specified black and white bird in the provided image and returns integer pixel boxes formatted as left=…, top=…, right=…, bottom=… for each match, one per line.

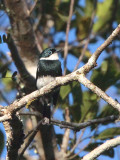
left=36, top=48, right=62, bottom=123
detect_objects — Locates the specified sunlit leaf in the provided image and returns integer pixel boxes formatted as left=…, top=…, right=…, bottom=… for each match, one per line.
left=1, top=71, right=15, bottom=92
left=93, top=0, right=114, bottom=33
left=95, top=128, right=120, bottom=140
left=84, top=0, right=96, bottom=16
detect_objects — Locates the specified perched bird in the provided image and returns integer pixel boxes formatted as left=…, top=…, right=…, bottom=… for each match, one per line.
left=36, top=48, right=62, bottom=123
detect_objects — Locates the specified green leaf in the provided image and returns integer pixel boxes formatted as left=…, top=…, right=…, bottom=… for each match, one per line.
left=60, top=81, right=82, bottom=102
left=91, top=57, right=120, bottom=91
left=95, top=128, right=120, bottom=140
left=69, top=104, right=81, bottom=122
left=80, top=91, right=98, bottom=122
left=116, top=1, right=120, bottom=24
left=56, top=12, right=68, bottom=22
left=99, top=105, right=119, bottom=119
left=71, top=81, right=82, bottom=104
left=93, top=0, right=114, bottom=33
left=76, top=16, right=91, bottom=40
left=60, top=84, right=71, bottom=100
left=2, top=71, right=15, bottom=92
left=101, top=61, right=108, bottom=74
left=84, top=0, right=96, bottom=16
left=59, top=81, right=82, bottom=120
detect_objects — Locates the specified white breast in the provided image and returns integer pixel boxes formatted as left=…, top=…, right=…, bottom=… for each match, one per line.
left=37, top=76, right=55, bottom=89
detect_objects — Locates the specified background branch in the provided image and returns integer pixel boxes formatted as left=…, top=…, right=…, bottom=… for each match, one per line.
left=61, top=107, right=70, bottom=154
left=64, top=0, right=74, bottom=75
left=19, top=119, right=43, bottom=159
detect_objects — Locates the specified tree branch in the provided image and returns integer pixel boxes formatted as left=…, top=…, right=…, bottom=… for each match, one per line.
left=64, top=0, right=75, bottom=75
left=61, top=107, right=70, bottom=154
left=8, top=112, right=119, bottom=131
left=81, top=136, right=120, bottom=160
left=3, top=115, right=24, bottom=160
left=4, top=0, right=40, bottom=78
left=0, top=24, right=120, bottom=120
left=18, top=119, right=43, bottom=159
left=77, top=75, right=120, bottom=112
left=51, top=115, right=118, bottom=131
left=7, top=36, right=36, bottom=91
left=1, top=23, right=120, bottom=160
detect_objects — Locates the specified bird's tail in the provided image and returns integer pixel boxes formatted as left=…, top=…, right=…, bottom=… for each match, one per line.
left=42, top=104, right=51, bottom=125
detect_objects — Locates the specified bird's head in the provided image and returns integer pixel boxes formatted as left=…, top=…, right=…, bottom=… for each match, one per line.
left=39, top=48, right=62, bottom=60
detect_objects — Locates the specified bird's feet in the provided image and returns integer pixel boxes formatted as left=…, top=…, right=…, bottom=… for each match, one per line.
left=26, top=98, right=37, bottom=108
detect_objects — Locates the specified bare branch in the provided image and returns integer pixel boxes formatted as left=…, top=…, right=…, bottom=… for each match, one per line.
left=69, top=138, right=92, bottom=160
left=29, top=0, right=38, bottom=15
left=3, top=115, right=24, bottom=160
left=61, top=107, right=70, bottom=153
left=81, top=136, right=120, bottom=160
left=18, top=120, right=43, bottom=159
left=87, top=24, right=120, bottom=67
left=19, top=112, right=118, bottom=131
left=4, top=0, right=40, bottom=78
left=52, top=115, right=118, bottom=131
left=77, top=75, right=120, bottom=112
left=66, top=129, right=85, bottom=157
left=7, top=36, right=36, bottom=91
left=64, top=0, right=75, bottom=75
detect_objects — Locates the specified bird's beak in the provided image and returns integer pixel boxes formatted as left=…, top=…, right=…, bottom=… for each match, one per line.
left=56, top=49, right=63, bottom=53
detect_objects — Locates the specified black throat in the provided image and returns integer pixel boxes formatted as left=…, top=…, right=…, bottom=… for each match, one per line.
left=37, top=60, right=62, bottom=78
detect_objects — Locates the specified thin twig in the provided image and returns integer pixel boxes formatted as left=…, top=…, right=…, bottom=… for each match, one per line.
left=61, top=107, right=70, bottom=153
left=66, top=129, right=86, bottom=157
left=24, top=129, right=34, bottom=140
left=18, top=119, right=43, bottom=159
left=68, top=127, right=98, bottom=159
left=29, top=0, right=38, bottom=15
left=19, top=112, right=118, bottom=131
left=69, top=137, right=93, bottom=160
left=51, top=115, right=118, bottom=131
left=64, top=0, right=75, bottom=75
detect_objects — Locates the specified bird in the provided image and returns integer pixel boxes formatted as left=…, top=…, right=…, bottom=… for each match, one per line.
left=36, top=47, right=62, bottom=124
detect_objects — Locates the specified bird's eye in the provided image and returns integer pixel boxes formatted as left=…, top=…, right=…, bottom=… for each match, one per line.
left=48, top=51, right=52, bottom=55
